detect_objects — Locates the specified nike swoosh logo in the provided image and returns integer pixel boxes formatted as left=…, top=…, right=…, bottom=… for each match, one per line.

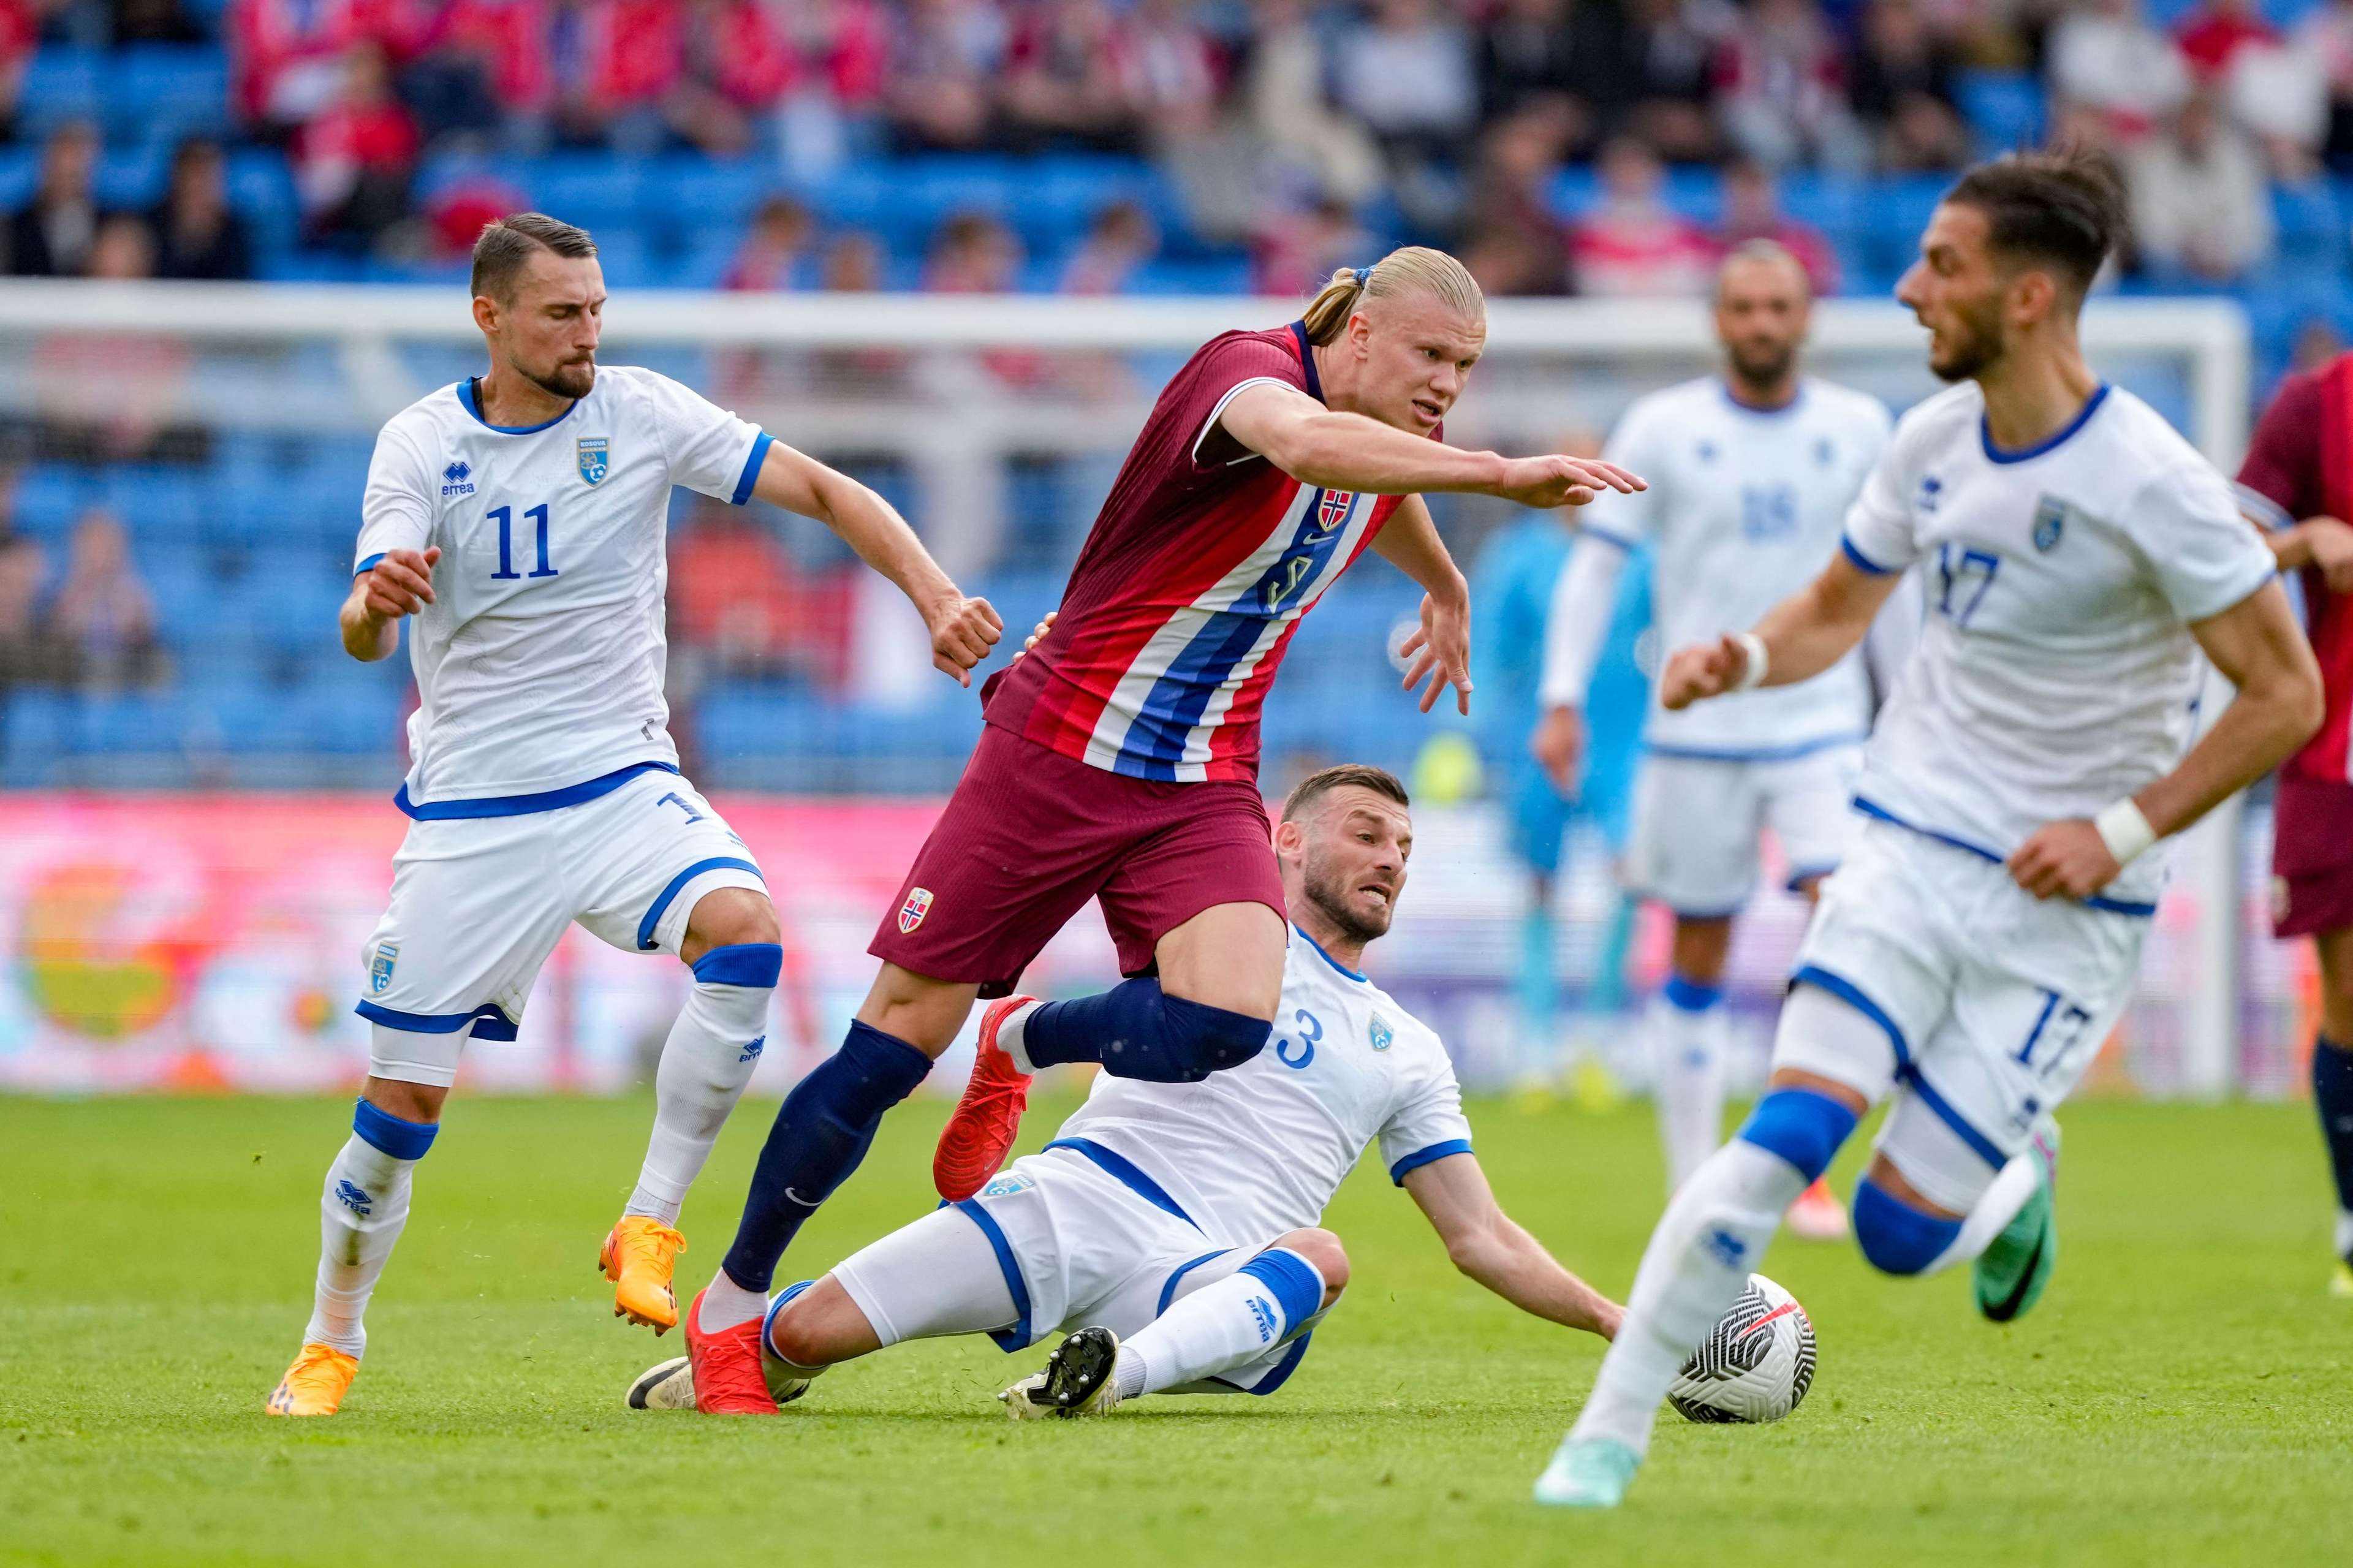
left=782, top=1187, right=820, bottom=1208
left=1987, top=1232, right=2045, bottom=1323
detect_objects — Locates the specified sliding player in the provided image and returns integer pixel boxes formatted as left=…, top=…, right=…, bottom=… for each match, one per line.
left=1536, top=242, right=1904, bottom=1239
left=1536, top=151, right=2319, bottom=1506
left=630, top=766, right=1623, bottom=1417
left=2232, top=355, right=2353, bottom=1297
left=265, top=213, right=1001, bottom=1416
left=682, top=249, right=1644, bottom=1413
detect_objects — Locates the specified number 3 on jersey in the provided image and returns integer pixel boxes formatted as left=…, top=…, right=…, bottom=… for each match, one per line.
left=487, top=503, right=558, bottom=581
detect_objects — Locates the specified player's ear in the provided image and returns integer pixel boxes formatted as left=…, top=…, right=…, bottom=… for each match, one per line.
left=1273, top=819, right=1305, bottom=862
left=471, top=293, right=499, bottom=337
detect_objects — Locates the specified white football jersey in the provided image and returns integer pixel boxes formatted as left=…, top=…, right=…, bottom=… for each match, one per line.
left=354, top=367, right=770, bottom=809
left=1049, top=928, right=1474, bottom=1244
left=1842, top=381, right=2278, bottom=909
left=1571, top=376, right=1894, bottom=756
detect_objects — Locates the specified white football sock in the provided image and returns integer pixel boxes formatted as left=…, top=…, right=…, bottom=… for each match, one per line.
left=1923, top=1152, right=2039, bottom=1274
left=1115, top=1250, right=1325, bottom=1396
left=1650, top=985, right=1729, bottom=1194
left=626, top=975, right=773, bottom=1225
left=2334, top=1210, right=2353, bottom=1262
left=994, top=1000, right=1044, bottom=1074
left=303, top=1135, right=415, bottom=1357
left=697, top=1267, right=770, bottom=1332
left=1569, top=1138, right=1803, bottom=1456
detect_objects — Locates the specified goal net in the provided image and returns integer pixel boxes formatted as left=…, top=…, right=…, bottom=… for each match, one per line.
left=0, top=281, right=2289, bottom=1100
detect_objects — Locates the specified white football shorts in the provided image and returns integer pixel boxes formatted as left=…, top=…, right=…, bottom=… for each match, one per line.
left=1623, top=743, right=1862, bottom=918
left=835, top=1143, right=1320, bottom=1395
left=1775, top=817, right=2147, bottom=1211
left=357, top=767, right=767, bottom=1086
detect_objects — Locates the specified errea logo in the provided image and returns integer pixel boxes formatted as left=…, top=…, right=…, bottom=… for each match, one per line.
left=441, top=461, right=476, bottom=498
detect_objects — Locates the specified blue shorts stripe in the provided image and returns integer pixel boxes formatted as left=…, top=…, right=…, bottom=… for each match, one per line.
left=2082, top=894, right=2159, bottom=917
left=638, top=857, right=765, bottom=950
left=1582, top=525, right=1639, bottom=552
left=396, top=761, right=677, bottom=822
left=1387, top=1138, right=1472, bottom=1185
left=1853, top=797, right=2157, bottom=919
left=1789, top=963, right=1912, bottom=1070
left=732, top=430, right=775, bottom=506
left=1902, top=1069, right=2008, bottom=1168
left=952, top=1199, right=1035, bottom=1352
left=1045, top=1138, right=1197, bottom=1227
left=354, top=999, right=515, bottom=1038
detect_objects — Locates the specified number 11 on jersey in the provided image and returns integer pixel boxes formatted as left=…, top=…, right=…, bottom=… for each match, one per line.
left=487, top=504, right=558, bottom=581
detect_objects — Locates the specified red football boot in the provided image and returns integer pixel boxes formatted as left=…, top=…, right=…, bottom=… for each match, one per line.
left=684, top=1286, right=779, bottom=1415
left=933, top=996, right=1037, bottom=1202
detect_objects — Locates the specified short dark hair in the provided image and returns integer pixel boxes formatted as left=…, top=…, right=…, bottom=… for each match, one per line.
left=1942, top=150, right=2125, bottom=297
left=471, top=213, right=598, bottom=303
left=1283, top=763, right=1411, bottom=823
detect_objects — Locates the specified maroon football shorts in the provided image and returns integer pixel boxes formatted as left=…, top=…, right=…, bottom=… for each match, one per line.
left=2273, top=775, right=2353, bottom=938
left=869, top=723, right=1288, bottom=996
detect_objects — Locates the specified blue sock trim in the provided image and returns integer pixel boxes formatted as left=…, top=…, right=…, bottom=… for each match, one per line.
left=1662, top=972, right=1724, bottom=1013
left=760, top=1279, right=817, bottom=1364
left=1237, top=1247, right=1324, bottom=1333
left=1852, top=1177, right=1961, bottom=1276
left=1219, top=1330, right=1313, bottom=1396
left=1736, top=1088, right=1857, bottom=1183
left=2313, top=1034, right=2353, bottom=1211
left=351, top=1098, right=438, bottom=1161
left=692, top=942, right=784, bottom=988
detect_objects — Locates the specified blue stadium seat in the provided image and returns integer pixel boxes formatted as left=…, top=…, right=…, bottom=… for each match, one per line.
left=225, top=150, right=302, bottom=258
left=93, top=143, right=173, bottom=211
left=1956, top=70, right=2044, bottom=156
left=104, top=466, right=205, bottom=540
left=0, top=145, right=39, bottom=210
left=531, top=153, right=650, bottom=233
left=646, top=156, right=770, bottom=235
left=2275, top=181, right=2346, bottom=267
left=16, top=47, right=105, bottom=137
left=109, top=47, right=233, bottom=146
left=10, top=466, right=100, bottom=543
left=1, top=691, right=74, bottom=784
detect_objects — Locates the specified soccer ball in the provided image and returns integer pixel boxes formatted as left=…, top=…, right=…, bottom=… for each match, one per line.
left=1667, top=1273, right=1817, bottom=1425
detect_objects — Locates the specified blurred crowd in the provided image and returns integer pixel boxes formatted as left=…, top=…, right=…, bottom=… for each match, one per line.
left=0, top=0, right=2347, bottom=292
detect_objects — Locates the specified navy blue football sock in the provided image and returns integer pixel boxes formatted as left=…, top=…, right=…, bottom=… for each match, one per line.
left=718, top=1020, right=931, bottom=1292
left=1017, top=977, right=1270, bottom=1083
left=2312, top=1035, right=2353, bottom=1228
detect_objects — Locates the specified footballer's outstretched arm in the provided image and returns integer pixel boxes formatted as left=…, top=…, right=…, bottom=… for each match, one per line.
left=1214, top=382, right=1643, bottom=509
left=1373, top=496, right=1474, bottom=716
left=2010, top=578, right=2322, bottom=900
left=1402, top=1152, right=1622, bottom=1340
left=1659, top=553, right=1901, bottom=711
left=749, top=441, right=1003, bottom=686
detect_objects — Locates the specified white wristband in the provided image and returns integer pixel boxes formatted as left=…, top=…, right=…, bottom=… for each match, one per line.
left=1730, top=632, right=1770, bottom=692
left=2094, top=798, right=2157, bottom=866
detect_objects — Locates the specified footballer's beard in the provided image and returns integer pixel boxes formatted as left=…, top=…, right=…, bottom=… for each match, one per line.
left=1927, top=301, right=2005, bottom=384
left=1298, top=857, right=1398, bottom=948
left=521, top=356, right=597, bottom=401
left=1726, top=338, right=1797, bottom=396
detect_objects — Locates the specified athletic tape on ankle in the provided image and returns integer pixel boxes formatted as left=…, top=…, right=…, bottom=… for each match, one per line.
left=352, top=1097, right=438, bottom=1161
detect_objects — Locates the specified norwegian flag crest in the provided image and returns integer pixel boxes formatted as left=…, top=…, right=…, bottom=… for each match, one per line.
left=1317, top=490, right=1355, bottom=532
left=898, top=887, right=934, bottom=933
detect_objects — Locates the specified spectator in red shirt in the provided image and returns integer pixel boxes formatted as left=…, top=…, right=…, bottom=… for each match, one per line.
left=295, top=44, right=420, bottom=248
left=0, top=0, right=35, bottom=143
left=229, top=0, right=366, bottom=140
left=2173, top=0, right=2276, bottom=81
left=1569, top=135, right=1713, bottom=297
left=1004, top=0, right=1132, bottom=153
left=548, top=0, right=685, bottom=153
left=1715, top=156, right=1840, bottom=295
left=667, top=0, right=800, bottom=155
left=406, top=0, right=551, bottom=144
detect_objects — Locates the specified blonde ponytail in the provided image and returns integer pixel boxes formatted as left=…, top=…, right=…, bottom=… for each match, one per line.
left=1298, top=246, right=1485, bottom=346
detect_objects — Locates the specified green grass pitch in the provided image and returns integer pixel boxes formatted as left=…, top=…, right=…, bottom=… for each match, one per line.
left=2, top=1091, right=2345, bottom=1566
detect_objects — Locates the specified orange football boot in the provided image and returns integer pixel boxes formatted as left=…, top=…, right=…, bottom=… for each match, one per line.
left=264, top=1343, right=359, bottom=1417
left=683, top=1286, right=779, bottom=1414
left=934, top=996, right=1036, bottom=1201
left=601, top=1216, right=688, bottom=1333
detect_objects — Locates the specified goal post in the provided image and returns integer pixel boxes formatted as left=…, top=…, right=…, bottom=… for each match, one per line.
left=0, top=281, right=2266, bottom=1097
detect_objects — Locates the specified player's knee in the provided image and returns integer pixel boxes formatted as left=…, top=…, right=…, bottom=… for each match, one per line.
left=1105, top=989, right=1270, bottom=1083
left=1275, top=1228, right=1349, bottom=1301
left=687, top=888, right=780, bottom=956
left=1851, top=1176, right=1961, bottom=1276
left=1735, top=1087, right=1857, bottom=1183
left=763, top=1298, right=831, bottom=1371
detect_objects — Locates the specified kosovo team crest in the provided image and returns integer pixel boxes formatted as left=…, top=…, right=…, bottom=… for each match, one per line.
left=898, top=887, right=934, bottom=933
left=369, top=942, right=399, bottom=995
left=577, top=436, right=610, bottom=486
left=2032, top=495, right=2066, bottom=552
left=1369, top=1013, right=1393, bottom=1051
